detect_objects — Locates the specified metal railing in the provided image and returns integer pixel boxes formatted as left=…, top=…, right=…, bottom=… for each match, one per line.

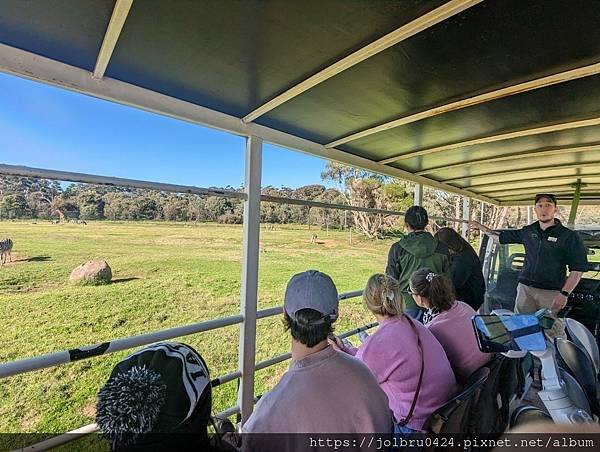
left=0, top=163, right=469, bottom=224
left=0, top=162, right=472, bottom=451
left=4, top=290, right=374, bottom=450
left=0, top=315, right=243, bottom=379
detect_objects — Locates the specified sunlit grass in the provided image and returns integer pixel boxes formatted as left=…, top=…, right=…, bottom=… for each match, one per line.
left=0, top=221, right=395, bottom=432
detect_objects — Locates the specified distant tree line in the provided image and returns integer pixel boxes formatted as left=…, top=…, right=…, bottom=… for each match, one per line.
left=6, top=171, right=594, bottom=236
left=0, top=166, right=419, bottom=237
left=0, top=175, right=357, bottom=229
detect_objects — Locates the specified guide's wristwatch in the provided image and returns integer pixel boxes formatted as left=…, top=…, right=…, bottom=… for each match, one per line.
left=560, top=289, right=570, bottom=297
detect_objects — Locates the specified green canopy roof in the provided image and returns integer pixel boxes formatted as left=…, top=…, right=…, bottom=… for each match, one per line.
left=1, top=0, right=599, bottom=205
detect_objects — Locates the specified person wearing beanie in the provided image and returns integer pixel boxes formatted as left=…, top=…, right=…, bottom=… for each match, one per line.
left=96, top=342, right=221, bottom=451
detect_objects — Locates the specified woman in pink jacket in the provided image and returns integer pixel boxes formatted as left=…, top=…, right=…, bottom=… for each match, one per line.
left=410, top=268, right=491, bottom=383
left=330, top=274, right=457, bottom=434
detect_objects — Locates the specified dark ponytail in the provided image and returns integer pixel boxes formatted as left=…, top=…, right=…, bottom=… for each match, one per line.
left=409, top=268, right=455, bottom=312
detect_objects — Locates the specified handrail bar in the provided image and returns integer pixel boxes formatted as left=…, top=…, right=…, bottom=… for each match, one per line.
left=0, top=314, right=243, bottom=379
left=254, top=290, right=363, bottom=320
left=0, top=164, right=246, bottom=200
left=0, top=163, right=470, bottom=222
left=22, top=423, right=100, bottom=452
left=0, top=290, right=364, bottom=379
left=339, top=289, right=363, bottom=300
left=256, top=306, right=282, bottom=319
left=261, top=194, right=406, bottom=216
left=22, top=321, right=379, bottom=450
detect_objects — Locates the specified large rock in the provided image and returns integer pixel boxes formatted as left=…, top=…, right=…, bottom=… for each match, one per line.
left=69, top=260, right=112, bottom=285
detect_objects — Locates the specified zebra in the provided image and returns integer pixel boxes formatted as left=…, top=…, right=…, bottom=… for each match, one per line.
left=0, top=238, right=13, bottom=265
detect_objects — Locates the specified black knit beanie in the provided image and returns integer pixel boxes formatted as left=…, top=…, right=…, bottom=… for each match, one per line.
left=96, top=342, right=211, bottom=450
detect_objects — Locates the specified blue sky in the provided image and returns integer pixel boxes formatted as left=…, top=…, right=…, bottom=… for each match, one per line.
left=0, top=72, right=330, bottom=189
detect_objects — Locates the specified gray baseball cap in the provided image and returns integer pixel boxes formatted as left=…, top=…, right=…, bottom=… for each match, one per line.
left=284, top=270, right=339, bottom=324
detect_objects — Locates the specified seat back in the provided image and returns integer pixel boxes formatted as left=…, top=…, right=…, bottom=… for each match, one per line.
left=423, top=367, right=489, bottom=434
left=559, top=367, right=591, bottom=415
left=469, top=353, right=531, bottom=434
left=486, top=269, right=520, bottom=311
left=485, top=252, right=526, bottom=311
left=565, top=317, right=600, bottom=376
left=555, top=337, right=599, bottom=415
left=510, top=405, right=552, bottom=429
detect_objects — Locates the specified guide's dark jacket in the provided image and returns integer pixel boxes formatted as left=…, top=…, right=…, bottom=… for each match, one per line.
left=386, top=231, right=450, bottom=310
left=499, top=219, right=588, bottom=291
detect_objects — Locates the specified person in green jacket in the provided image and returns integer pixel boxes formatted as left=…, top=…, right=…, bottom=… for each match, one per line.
left=386, top=205, right=450, bottom=321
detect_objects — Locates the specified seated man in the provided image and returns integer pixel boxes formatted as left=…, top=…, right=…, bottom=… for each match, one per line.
left=243, top=270, right=392, bottom=435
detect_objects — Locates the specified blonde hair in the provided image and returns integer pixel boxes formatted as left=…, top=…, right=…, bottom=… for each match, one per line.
left=363, top=274, right=404, bottom=317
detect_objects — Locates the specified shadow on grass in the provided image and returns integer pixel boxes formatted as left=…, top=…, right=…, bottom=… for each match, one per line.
left=111, top=277, right=140, bottom=284
left=21, top=255, right=52, bottom=262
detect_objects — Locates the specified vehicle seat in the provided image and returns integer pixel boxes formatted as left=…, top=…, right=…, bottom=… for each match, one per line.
left=486, top=253, right=526, bottom=311
left=510, top=405, right=552, bottom=428
left=559, top=367, right=591, bottom=415
left=423, top=367, right=489, bottom=434
left=565, top=317, right=600, bottom=376
left=555, top=337, right=600, bottom=415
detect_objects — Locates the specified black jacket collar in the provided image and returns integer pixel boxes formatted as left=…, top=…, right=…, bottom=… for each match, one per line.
left=532, top=218, right=562, bottom=234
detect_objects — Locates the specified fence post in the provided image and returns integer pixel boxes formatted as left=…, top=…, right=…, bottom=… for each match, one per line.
left=479, top=201, right=485, bottom=250
left=237, top=135, right=262, bottom=425
left=413, top=183, right=423, bottom=206
left=461, top=197, right=471, bottom=239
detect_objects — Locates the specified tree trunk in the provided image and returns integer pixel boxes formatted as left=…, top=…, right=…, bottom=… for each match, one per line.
left=454, top=197, right=461, bottom=229
left=494, top=207, right=509, bottom=229
left=55, top=208, right=65, bottom=223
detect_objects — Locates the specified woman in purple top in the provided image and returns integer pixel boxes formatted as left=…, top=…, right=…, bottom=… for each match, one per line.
left=410, top=268, right=491, bottom=383
left=330, top=274, right=457, bottom=433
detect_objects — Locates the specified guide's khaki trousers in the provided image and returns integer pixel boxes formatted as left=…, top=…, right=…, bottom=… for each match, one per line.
left=515, top=282, right=566, bottom=340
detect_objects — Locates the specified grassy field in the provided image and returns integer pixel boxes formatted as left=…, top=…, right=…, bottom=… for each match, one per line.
left=0, top=221, right=396, bottom=433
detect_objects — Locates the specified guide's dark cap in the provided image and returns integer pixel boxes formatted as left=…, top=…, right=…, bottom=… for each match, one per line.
left=534, top=193, right=557, bottom=205
left=284, top=270, right=339, bottom=324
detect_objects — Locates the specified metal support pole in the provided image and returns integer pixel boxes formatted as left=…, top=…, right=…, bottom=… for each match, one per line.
left=461, top=197, right=471, bottom=239
left=479, top=201, right=485, bottom=250
left=527, top=206, right=532, bottom=224
left=237, top=136, right=262, bottom=424
left=413, top=183, right=423, bottom=206
left=567, top=178, right=585, bottom=228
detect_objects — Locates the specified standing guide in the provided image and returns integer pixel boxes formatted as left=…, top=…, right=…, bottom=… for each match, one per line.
left=470, top=194, right=588, bottom=337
